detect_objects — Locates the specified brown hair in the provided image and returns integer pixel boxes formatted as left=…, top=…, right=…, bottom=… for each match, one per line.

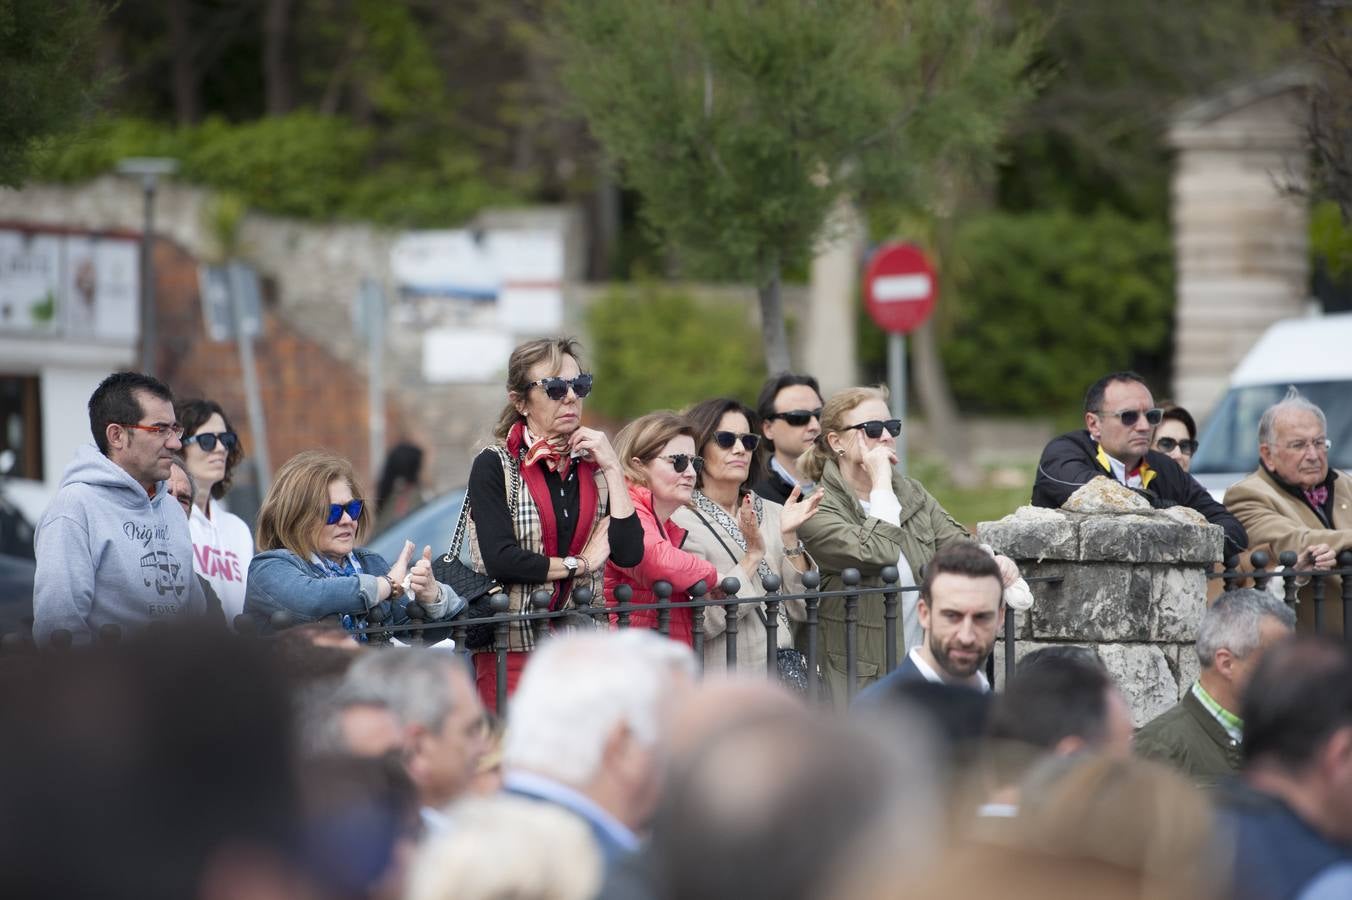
left=798, top=385, right=889, bottom=482
left=684, top=397, right=759, bottom=490
left=614, top=412, right=697, bottom=488
left=256, top=450, right=369, bottom=556
left=494, top=337, right=584, bottom=440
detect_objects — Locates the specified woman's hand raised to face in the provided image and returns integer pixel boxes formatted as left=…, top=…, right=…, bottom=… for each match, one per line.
left=569, top=427, right=619, bottom=472
left=778, top=484, right=823, bottom=544
left=862, top=444, right=898, bottom=487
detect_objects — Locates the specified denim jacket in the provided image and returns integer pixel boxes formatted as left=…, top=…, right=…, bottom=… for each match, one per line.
left=244, top=547, right=464, bottom=634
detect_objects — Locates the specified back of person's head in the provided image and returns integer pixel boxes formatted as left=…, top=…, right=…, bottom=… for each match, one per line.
left=615, top=411, right=698, bottom=488
left=377, top=442, right=424, bottom=510
left=1195, top=588, right=1294, bottom=669
left=1083, top=371, right=1147, bottom=415
left=0, top=628, right=306, bottom=900
left=799, top=385, right=888, bottom=482
left=988, top=647, right=1117, bottom=752
left=88, top=371, right=174, bottom=454
left=503, top=630, right=695, bottom=786
left=1241, top=636, right=1352, bottom=773
left=406, top=795, right=603, bottom=900
left=339, top=648, right=463, bottom=733
left=651, top=708, right=939, bottom=900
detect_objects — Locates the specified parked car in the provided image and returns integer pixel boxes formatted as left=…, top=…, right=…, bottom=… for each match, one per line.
left=366, top=487, right=470, bottom=568
left=1191, top=313, right=1352, bottom=500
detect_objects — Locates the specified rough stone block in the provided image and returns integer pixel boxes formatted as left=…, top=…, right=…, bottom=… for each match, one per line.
left=1029, top=564, right=1152, bottom=642
left=977, top=507, right=1079, bottom=561
left=1079, top=515, right=1224, bottom=564
left=1096, top=643, right=1179, bottom=728
left=1149, top=567, right=1209, bottom=642
left=1063, top=479, right=1152, bottom=513
left=1176, top=643, right=1201, bottom=699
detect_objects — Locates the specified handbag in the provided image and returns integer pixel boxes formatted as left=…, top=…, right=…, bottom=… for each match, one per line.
left=433, top=457, right=519, bottom=650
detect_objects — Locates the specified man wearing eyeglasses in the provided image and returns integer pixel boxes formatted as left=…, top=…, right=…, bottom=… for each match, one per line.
left=1225, top=389, right=1349, bottom=635
left=33, top=372, right=209, bottom=644
left=1032, top=371, right=1247, bottom=556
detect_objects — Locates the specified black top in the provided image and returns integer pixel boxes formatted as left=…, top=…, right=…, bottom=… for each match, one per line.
left=1031, top=429, right=1248, bottom=555
left=750, top=468, right=795, bottom=505
left=468, top=450, right=644, bottom=583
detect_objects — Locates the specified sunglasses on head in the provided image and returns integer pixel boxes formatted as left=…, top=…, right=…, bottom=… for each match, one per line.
left=658, top=454, right=704, bottom=474
left=844, top=419, right=902, bottom=440
left=713, top=431, right=761, bottom=452
left=183, top=431, right=239, bottom=453
left=1100, top=408, right=1163, bottom=427
left=527, top=373, right=594, bottom=401
left=325, top=499, right=365, bottom=525
left=1155, top=437, right=1198, bottom=456
left=768, top=408, right=822, bottom=427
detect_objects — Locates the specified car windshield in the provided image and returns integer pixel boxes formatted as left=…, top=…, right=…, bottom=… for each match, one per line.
left=1191, top=381, right=1352, bottom=475
left=366, top=488, right=468, bottom=566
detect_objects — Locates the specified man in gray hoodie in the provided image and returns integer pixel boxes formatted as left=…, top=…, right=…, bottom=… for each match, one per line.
left=33, top=372, right=209, bottom=644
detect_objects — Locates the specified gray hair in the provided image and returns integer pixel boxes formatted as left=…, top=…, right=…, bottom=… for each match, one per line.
left=1258, top=386, right=1327, bottom=448
left=1195, top=589, right=1296, bottom=668
left=339, top=649, right=465, bottom=731
left=170, top=452, right=196, bottom=497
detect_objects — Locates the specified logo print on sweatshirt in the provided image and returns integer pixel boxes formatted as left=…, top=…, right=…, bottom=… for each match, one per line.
left=124, top=520, right=170, bottom=547
left=194, top=545, right=243, bottom=582
left=139, top=549, right=187, bottom=598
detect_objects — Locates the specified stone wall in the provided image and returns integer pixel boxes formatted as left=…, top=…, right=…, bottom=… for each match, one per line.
left=978, top=504, right=1223, bottom=727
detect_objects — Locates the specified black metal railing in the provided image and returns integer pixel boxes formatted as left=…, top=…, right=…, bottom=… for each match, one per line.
left=1215, top=550, right=1352, bottom=638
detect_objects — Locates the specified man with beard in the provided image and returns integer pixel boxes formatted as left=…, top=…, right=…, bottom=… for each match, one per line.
left=855, top=542, right=1003, bottom=700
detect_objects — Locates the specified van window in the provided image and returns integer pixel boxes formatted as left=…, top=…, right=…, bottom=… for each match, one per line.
left=1191, top=381, right=1352, bottom=475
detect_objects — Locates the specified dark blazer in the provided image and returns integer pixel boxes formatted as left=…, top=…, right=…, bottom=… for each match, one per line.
left=1031, top=429, right=1248, bottom=555
left=850, top=653, right=929, bottom=707
left=1134, top=687, right=1242, bottom=790
left=750, top=469, right=795, bottom=505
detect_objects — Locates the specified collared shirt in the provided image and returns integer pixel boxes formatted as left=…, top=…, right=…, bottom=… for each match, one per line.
left=421, top=805, right=451, bottom=834
left=770, top=456, right=815, bottom=495
left=1097, top=445, right=1157, bottom=491
left=502, top=770, right=640, bottom=853
left=1192, top=680, right=1243, bottom=744
left=907, top=646, right=991, bottom=693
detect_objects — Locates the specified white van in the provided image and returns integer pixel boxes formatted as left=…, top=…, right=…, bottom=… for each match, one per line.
left=1190, top=312, right=1352, bottom=500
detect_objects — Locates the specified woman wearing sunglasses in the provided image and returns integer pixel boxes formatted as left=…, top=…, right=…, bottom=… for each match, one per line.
left=605, top=412, right=723, bottom=646
left=464, top=338, right=643, bottom=705
left=671, top=398, right=822, bottom=672
left=176, top=398, right=254, bottom=627
left=796, top=386, right=1018, bottom=701
left=1152, top=404, right=1199, bottom=473
left=245, top=450, right=462, bottom=635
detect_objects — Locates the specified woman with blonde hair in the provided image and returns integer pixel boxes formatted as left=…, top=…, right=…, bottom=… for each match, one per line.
left=606, top=411, right=760, bottom=646
left=245, top=450, right=462, bottom=636
left=671, top=397, right=821, bottom=671
left=464, top=338, right=643, bottom=705
left=796, top=386, right=1017, bottom=697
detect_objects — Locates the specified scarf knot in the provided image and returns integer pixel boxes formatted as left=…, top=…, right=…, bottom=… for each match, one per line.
left=1306, top=485, right=1329, bottom=508
left=523, top=434, right=572, bottom=477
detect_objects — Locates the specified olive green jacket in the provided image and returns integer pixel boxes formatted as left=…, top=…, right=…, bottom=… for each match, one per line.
left=1134, top=686, right=1242, bottom=790
left=797, top=458, right=970, bottom=699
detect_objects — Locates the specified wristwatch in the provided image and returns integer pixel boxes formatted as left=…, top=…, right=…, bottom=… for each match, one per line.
left=563, top=556, right=581, bottom=577
left=783, top=543, right=807, bottom=559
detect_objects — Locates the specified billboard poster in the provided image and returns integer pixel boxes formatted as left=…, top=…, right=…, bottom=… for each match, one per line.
left=0, top=228, right=139, bottom=341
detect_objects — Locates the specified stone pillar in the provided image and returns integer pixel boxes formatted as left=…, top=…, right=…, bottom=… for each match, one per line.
left=977, top=505, right=1223, bottom=727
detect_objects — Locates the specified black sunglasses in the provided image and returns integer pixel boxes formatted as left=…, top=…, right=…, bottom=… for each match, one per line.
left=527, top=373, right=594, bottom=401
left=658, top=454, right=704, bottom=474
left=844, top=419, right=902, bottom=440
left=1099, top=408, right=1163, bottom=427
left=325, top=499, right=365, bottom=525
left=768, top=408, right=822, bottom=427
left=1155, top=437, right=1198, bottom=456
left=713, top=431, right=761, bottom=452
left=183, top=431, right=239, bottom=453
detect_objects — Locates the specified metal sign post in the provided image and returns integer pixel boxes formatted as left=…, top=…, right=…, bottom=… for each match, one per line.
left=888, top=333, right=907, bottom=476
left=226, top=263, right=271, bottom=495
left=356, top=279, right=387, bottom=487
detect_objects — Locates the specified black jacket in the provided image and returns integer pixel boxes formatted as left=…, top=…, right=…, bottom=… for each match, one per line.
left=1031, top=430, right=1248, bottom=555
left=750, top=469, right=795, bottom=505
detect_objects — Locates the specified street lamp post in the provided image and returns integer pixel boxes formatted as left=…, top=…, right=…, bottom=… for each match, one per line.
left=116, top=157, right=179, bottom=376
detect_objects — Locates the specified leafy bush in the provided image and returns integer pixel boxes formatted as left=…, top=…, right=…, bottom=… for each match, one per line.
left=30, top=113, right=513, bottom=226
left=936, top=209, right=1173, bottom=415
left=586, top=282, right=767, bottom=420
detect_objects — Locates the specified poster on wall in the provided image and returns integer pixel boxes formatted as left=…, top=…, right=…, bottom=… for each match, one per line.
left=0, top=228, right=139, bottom=340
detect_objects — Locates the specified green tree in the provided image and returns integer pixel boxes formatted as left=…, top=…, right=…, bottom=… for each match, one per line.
left=553, top=0, right=1034, bottom=372
left=0, top=0, right=105, bottom=187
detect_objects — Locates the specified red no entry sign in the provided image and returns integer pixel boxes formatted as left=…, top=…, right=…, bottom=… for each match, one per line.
left=864, top=242, right=937, bottom=335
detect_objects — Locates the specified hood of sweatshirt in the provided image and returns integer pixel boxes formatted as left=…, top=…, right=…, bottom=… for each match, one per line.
left=58, top=443, right=168, bottom=509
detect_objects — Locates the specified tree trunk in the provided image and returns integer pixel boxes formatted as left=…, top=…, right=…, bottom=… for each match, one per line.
left=758, top=261, right=792, bottom=374
left=911, top=315, right=980, bottom=488
left=263, top=0, right=294, bottom=116
left=167, top=0, right=199, bottom=125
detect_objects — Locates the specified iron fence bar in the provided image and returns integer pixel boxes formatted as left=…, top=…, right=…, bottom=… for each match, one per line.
left=722, top=577, right=740, bottom=672
left=1250, top=550, right=1272, bottom=592
left=654, top=582, right=672, bottom=637
left=803, top=571, right=821, bottom=703
left=1314, top=570, right=1327, bottom=634
left=1004, top=609, right=1016, bottom=687
left=490, top=593, right=510, bottom=717
left=842, top=568, right=860, bottom=702
left=689, top=580, right=707, bottom=675
left=880, top=566, right=899, bottom=674
left=763, top=574, right=782, bottom=679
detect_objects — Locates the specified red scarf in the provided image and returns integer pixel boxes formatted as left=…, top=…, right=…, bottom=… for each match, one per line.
left=507, top=421, right=600, bottom=610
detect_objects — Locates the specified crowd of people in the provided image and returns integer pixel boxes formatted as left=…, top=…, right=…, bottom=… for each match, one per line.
left=12, top=337, right=1352, bottom=898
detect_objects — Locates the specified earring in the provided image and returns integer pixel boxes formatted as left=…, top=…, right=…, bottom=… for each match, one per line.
left=835, top=448, right=845, bottom=456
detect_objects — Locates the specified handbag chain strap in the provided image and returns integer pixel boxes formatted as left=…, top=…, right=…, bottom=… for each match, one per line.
left=446, top=447, right=521, bottom=561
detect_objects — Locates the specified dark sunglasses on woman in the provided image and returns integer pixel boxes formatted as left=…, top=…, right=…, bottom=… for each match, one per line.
left=659, top=454, right=704, bottom=474
left=325, top=499, right=365, bottom=525
left=183, top=431, right=239, bottom=453
left=1155, top=437, right=1198, bottom=456
left=844, top=419, right=902, bottom=440
left=768, top=408, right=822, bottom=427
left=712, top=431, right=761, bottom=452
left=527, top=373, right=594, bottom=401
